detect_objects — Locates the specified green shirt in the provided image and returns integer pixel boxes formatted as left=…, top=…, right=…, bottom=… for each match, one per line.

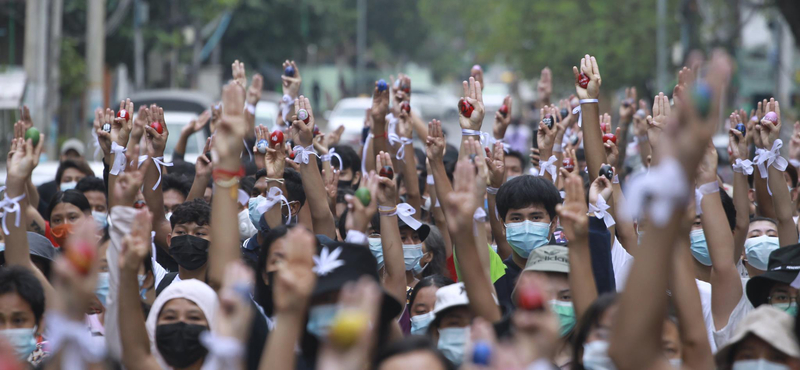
left=453, top=244, right=507, bottom=283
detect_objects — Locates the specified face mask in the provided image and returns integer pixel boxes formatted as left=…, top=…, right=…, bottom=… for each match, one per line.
left=95, top=272, right=110, bottom=307
left=169, top=235, right=210, bottom=270
left=689, top=229, right=712, bottom=266
left=306, top=304, right=339, bottom=339
left=410, top=311, right=434, bottom=336
left=413, top=257, right=428, bottom=276
left=60, top=182, right=77, bottom=191
left=505, top=221, right=551, bottom=259
left=582, top=340, right=616, bottom=370
left=155, top=322, right=209, bottom=368
left=772, top=302, right=798, bottom=316
left=732, top=359, right=790, bottom=370
left=0, top=327, right=37, bottom=360
left=438, top=326, right=469, bottom=366
left=550, top=299, right=576, bottom=337
left=744, top=235, right=780, bottom=271
left=165, top=212, right=173, bottom=222
left=403, top=243, right=424, bottom=271
left=338, top=179, right=356, bottom=190
left=248, top=196, right=267, bottom=229
left=421, top=196, right=432, bottom=211
left=669, top=358, right=682, bottom=368
left=368, top=237, right=384, bottom=268
left=50, top=223, right=75, bottom=246
left=92, top=211, right=108, bottom=229
left=238, top=209, right=258, bottom=240
left=137, top=274, right=148, bottom=300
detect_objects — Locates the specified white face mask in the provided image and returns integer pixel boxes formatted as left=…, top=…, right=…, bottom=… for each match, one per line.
left=60, top=182, right=77, bottom=191
left=732, top=359, right=790, bottom=370
left=237, top=209, right=258, bottom=240
left=744, top=235, right=779, bottom=271
left=582, top=340, right=616, bottom=370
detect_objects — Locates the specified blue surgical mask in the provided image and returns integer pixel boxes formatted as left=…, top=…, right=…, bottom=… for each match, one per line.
left=689, top=229, right=711, bottom=266
left=92, top=211, right=108, bottom=229
left=582, top=340, right=616, bottom=370
left=438, top=326, right=469, bottom=366
left=550, top=299, right=576, bottom=337
left=505, top=221, right=550, bottom=258
left=744, top=235, right=779, bottom=271
left=60, top=182, right=77, bottom=191
left=96, top=272, right=110, bottom=307
left=137, top=274, right=148, bottom=300
left=368, top=237, right=384, bottom=268
left=410, top=311, right=434, bottom=336
left=403, top=243, right=424, bottom=271
left=306, top=304, right=338, bottom=339
left=669, top=358, right=682, bottom=368
left=248, top=196, right=267, bottom=229
left=413, top=258, right=427, bottom=276
left=0, top=327, right=37, bottom=360
left=772, top=302, right=798, bottom=316
left=732, top=359, right=790, bottom=370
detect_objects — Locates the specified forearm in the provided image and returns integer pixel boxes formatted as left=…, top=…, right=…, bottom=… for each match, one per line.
left=611, top=185, right=637, bottom=252
left=373, top=121, right=389, bottom=162
left=299, top=159, right=336, bottom=239
left=120, top=267, right=158, bottom=370
left=702, top=194, right=743, bottom=329
left=25, top=177, right=39, bottom=210
left=142, top=163, right=171, bottom=252
left=25, top=205, right=46, bottom=235
left=768, top=166, right=799, bottom=246
left=670, top=239, right=715, bottom=370
left=581, top=103, right=607, bottom=180
left=259, top=312, right=303, bottom=370
left=754, top=175, right=777, bottom=219
left=187, top=174, right=211, bottom=202
left=732, top=172, right=750, bottom=259
left=174, top=130, right=192, bottom=157
left=567, top=234, right=596, bottom=319
left=379, top=213, right=407, bottom=303
left=402, top=143, right=422, bottom=218
left=410, top=113, right=428, bottom=140
left=452, top=225, right=501, bottom=322
left=431, top=205, right=452, bottom=259
left=487, top=195, right=511, bottom=259
left=3, top=178, right=32, bottom=267
left=616, top=119, right=631, bottom=172
left=107, top=206, right=136, bottom=360
left=209, top=178, right=242, bottom=290
left=364, top=138, right=376, bottom=174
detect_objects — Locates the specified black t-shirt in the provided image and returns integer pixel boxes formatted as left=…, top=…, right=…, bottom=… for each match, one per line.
left=493, top=256, right=523, bottom=309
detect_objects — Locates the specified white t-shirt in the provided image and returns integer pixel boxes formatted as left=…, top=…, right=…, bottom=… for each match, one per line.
left=710, top=278, right=753, bottom=349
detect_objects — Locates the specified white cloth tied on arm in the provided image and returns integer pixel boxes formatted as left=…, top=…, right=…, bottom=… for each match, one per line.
left=109, top=142, right=128, bottom=175
left=292, top=144, right=319, bottom=164
left=733, top=158, right=754, bottom=175
left=694, top=181, right=719, bottom=215
left=321, top=147, right=343, bottom=171
left=150, top=156, right=174, bottom=190
left=380, top=203, right=422, bottom=230
left=200, top=331, right=244, bottom=370
left=281, top=94, right=296, bottom=123
left=137, top=155, right=149, bottom=168
left=389, top=134, right=413, bottom=160
left=625, top=157, right=690, bottom=227
left=46, top=312, right=106, bottom=368
left=754, top=139, right=788, bottom=195
left=258, top=187, right=292, bottom=225
left=589, top=196, right=615, bottom=228
left=539, top=155, right=558, bottom=182
left=1, top=192, right=26, bottom=235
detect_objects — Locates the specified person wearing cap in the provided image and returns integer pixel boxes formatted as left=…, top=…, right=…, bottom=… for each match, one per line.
left=0, top=232, right=56, bottom=280
left=520, top=245, right=574, bottom=338
left=714, top=305, right=800, bottom=370
left=426, top=282, right=473, bottom=365
left=34, top=139, right=91, bottom=216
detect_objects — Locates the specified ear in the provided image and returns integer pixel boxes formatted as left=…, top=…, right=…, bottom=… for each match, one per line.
left=166, top=232, right=172, bottom=247
left=549, top=217, right=558, bottom=236
left=421, top=251, right=433, bottom=265
left=290, top=202, right=302, bottom=218
left=747, top=189, right=755, bottom=202
left=144, top=271, right=156, bottom=290
left=353, top=171, right=362, bottom=186
left=261, top=270, right=270, bottom=286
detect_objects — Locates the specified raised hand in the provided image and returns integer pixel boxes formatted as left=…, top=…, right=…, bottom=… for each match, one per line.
left=537, top=105, right=559, bottom=152
left=425, top=119, right=446, bottom=161
left=344, top=176, right=378, bottom=233
left=588, top=167, right=613, bottom=205
left=757, top=98, right=782, bottom=148
left=604, top=127, right=621, bottom=169
left=529, top=148, right=540, bottom=173
left=486, top=141, right=506, bottom=188
left=115, top=99, right=134, bottom=145
left=281, top=60, right=302, bottom=98
left=646, top=92, right=670, bottom=148
left=114, top=144, right=151, bottom=207
left=672, top=67, right=694, bottom=108
left=789, top=122, right=800, bottom=162
left=247, top=74, right=264, bottom=106
left=6, top=129, right=44, bottom=181
left=291, top=96, right=315, bottom=147
left=210, top=102, right=222, bottom=133
left=397, top=110, right=413, bottom=139
left=375, top=152, right=397, bottom=206
left=264, top=130, right=286, bottom=179
left=119, top=209, right=152, bottom=272
left=19, top=105, right=33, bottom=130
left=557, top=170, right=589, bottom=241
left=728, top=113, right=747, bottom=162
left=325, top=125, right=345, bottom=148
left=196, top=138, right=213, bottom=178
left=370, top=82, right=390, bottom=130
left=465, top=137, right=489, bottom=192
left=459, top=76, right=485, bottom=131
left=556, top=99, right=574, bottom=132
left=323, top=168, right=340, bottom=210
left=273, top=227, right=317, bottom=313
left=215, top=261, right=255, bottom=341
left=143, top=104, right=169, bottom=157
left=444, top=157, right=480, bottom=233
left=213, top=82, right=247, bottom=170
left=493, top=95, right=513, bottom=139
left=537, top=67, right=553, bottom=102
left=181, top=110, right=211, bottom=136
left=313, top=132, right=330, bottom=156
left=696, top=142, right=719, bottom=185
left=232, top=60, right=247, bottom=89
left=132, top=105, right=149, bottom=144
left=619, top=87, right=637, bottom=122
left=573, top=54, right=602, bottom=99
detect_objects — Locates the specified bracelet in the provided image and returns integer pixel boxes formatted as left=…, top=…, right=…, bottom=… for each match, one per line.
left=461, top=129, right=481, bottom=136
left=552, top=143, right=563, bottom=153
left=695, top=181, right=720, bottom=215
left=244, top=103, right=256, bottom=115
left=264, top=177, right=285, bottom=184
left=213, top=166, right=246, bottom=180
left=426, top=174, right=434, bottom=185
left=612, top=174, right=620, bottom=184
left=486, top=186, right=499, bottom=195
left=373, top=132, right=387, bottom=139
left=580, top=99, right=599, bottom=104
left=378, top=205, right=397, bottom=216
left=214, top=176, right=240, bottom=188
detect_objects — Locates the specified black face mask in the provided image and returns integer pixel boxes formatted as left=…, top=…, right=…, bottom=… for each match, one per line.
left=337, top=179, right=354, bottom=190
left=170, top=235, right=210, bottom=270
left=155, top=322, right=208, bottom=368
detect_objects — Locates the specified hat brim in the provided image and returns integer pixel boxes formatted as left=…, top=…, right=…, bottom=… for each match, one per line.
left=398, top=221, right=430, bottom=242
left=746, top=270, right=797, bottom=307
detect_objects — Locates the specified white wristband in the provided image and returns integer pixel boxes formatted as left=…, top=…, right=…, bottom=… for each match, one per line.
left=461, top=129, right=481, bottom=136
left=487, top=186, right=499, bottom=195
left=345, top=230, right=368, bottom=245
left=244, top=103, right=256, bottom=115
left=552, top=143, right=563, bottom=153
left=580, top=99, right=599, bottom=104
left=612, top=174, right=619, bottom=184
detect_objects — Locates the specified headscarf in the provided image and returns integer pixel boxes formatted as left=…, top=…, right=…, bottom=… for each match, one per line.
left=144, top=279, right=218, bottom=369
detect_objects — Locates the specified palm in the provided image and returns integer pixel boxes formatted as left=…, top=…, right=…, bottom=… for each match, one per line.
left=265, top=149, right=285, bottom=178
left=8, top=151, right=34, bottom=179
left=444, top=192, right=477, bottom=232
left=560, top=202, right=588, bottom=241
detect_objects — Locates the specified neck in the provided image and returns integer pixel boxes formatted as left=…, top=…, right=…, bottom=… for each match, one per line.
left=405, top=270, right=417, bottom=288
left=179, top=264, right=207, bottom=282
left=745, top=262, right=763, bottom=278
left=177, top=357, right=206, bottom=370
left=511, top=251, right=526, bottom=269
left=693, top=260, right=711, bottom=282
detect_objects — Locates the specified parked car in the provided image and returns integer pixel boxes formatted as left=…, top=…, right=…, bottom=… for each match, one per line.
left=326, top=97, right=372, bottom=144
left=255, top=100, right=280, bottom=129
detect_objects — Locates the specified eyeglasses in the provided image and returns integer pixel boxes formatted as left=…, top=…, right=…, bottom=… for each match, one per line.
left=767, top=292, right=800, bottom=305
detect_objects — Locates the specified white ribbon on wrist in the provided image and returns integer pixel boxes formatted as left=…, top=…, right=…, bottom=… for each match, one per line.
left=244, top=102, right=256, bottom=115
left=732, top=158, right=754, bottom=175
left=380, top=203, right=422, bottom=230
left=625, top=158, right=690, bottom=226
left=486, top=186, right=499, bottom=195
left=473, top=207, right=488, bottom=222
left=137, top=155, right=149, bottom=168
left=580, top=99, right=599, bottom=104
left=281, top=94, right=296, bottom=123
left=151, top=156, right=173, bottom=190
left=0, top=192, right=25, bottom=235
left=200, top=332, right=245, bottom=369
left=46, top=312, right=106, bottom=369
left=461, top=128, right=481, bottom=136
left=109, top=142, right=127, bottom=175
left=389, top=134, right=413, bottom=160
left=345, top=230, right=368, bottom=245
left=612, top=174, right=620, bottom=184
left=790, top=158, right=800, bottom=168
left=572, top=106, right=582, bottom=128
left=754, top=139, right=788, bottom=195
left=321, top=147, right=343, bottom=171
left=589, top=196, right=615, bottom=228
left=694, top=181, right=719, bottom=215
left=426, top=174, right=434, bottom=185
left=539, top=155, right=558, bottom=182
left=258, top=187, right=292, bottom=225
left=292, top=144, right=319, bottom=164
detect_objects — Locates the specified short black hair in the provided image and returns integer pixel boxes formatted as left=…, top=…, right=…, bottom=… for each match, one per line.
left=505, top=149, right=527, bottom=171
left=408, top=274, right=454, bottom=309
left=169, top=161, right=196, bottom=179
left=496, top=175, right=561, bottom=221
left=46, top=190, right=91, bottom=221
left=572, top=293, right=618, bottom=369
left=75, top=176, right=106, bottom=194
left=170, top=198, right=211, bottom=229
left=162, top=174, right=191, bottom=199
left=331, top=145, right=361, bottom=176
left=749, top=216, right=777, bottom=227
left=0, top=266, right=45, bottom=325
left=55, top=159, right=95, bottom=184
left=374, top=336, right=455, bottom=370
left=719, top=188, right=736, bottom=231
left=284, top=168, right=306, bottom=207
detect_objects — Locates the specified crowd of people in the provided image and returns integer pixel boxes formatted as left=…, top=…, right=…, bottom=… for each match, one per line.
left=0, top=51, right=799, bottom=370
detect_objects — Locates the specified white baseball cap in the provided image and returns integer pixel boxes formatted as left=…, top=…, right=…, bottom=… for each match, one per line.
left=432, top=282, right=469, bottom=318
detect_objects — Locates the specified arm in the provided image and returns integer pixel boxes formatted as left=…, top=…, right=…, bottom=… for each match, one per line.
left=573, top=56, right=606, bottom=180
left=371, top=83, right=390, bottom=165
left=537, top=105, right=561, bottom=183
left=559, top=170, right=596, bottom=319
left=397, top=111, right=421, bottom=218
left=187, top=138, right=212, bottom=202
left=174, top=111, right=210, bottom=157
left=426, top=119, right=454, bottom=259
left=374, top=153, right=408, bottom=304
left=616, top=87, right=637, bottom=173
left=292, top=96, right=337, bottom=239
left=603, top=136, right=637, bottom=251
left=760, top=100, right=799, bottom=246
left=140, top=105, right=173, bottom=252
left=729, top=124, right=750, bottom=261
left=485, top=141, right=512, bottom=260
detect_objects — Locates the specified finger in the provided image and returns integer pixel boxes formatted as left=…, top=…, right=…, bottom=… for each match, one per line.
left=462, top=80, right=469, bottom=98
left=475, top=80, right=482, bottom=102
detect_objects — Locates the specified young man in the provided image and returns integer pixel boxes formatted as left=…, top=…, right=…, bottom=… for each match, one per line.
left=331, top=144, right=362, bottom=190
left=742, top=217, right=779, bottom=278
left=503, top=149, right=526, bottom=179
left=161, top=174, right=191, bottom=218
left=76, top=176, right=108, bottom=228
left=0, top=266, right=47, bottom=365
left=154, top=198, right=212, bottom=294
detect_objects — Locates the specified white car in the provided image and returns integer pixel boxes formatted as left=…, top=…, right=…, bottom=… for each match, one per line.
left=326, top=98, right=373, bottom=144
left=137, top=111, right=208, bottom=164
left=255, top=100, right=280, bottom=129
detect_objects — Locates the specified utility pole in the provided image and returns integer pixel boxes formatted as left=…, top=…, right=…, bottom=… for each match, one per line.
left=656, top=0, right=668, bottom=92
left=47, top=0, right=63, bottom=137
left=355, top=0, right=366, bottom=95
left=86, top=0, right=106, bottom=126
left=134, top=0, right=146, bottom=90
left=23, top=0, right=50, bottom=156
